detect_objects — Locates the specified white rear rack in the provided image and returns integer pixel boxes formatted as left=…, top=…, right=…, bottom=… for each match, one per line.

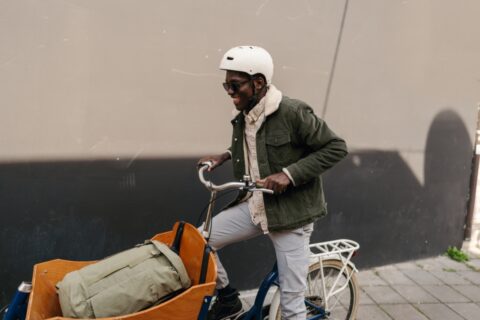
left=309, top=239, right=360, bottom=273
left=309, top=239, right=359, bottom=259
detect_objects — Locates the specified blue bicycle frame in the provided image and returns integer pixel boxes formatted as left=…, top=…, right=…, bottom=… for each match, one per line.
left=237, top=264, right=279, bottom=320
left=2, top=282, right=31, bottom=320
left=234, top=264, right=326, bottom=320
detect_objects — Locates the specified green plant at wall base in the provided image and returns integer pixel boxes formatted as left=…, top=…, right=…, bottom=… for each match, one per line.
left=445, top=246, right=469, bottom=262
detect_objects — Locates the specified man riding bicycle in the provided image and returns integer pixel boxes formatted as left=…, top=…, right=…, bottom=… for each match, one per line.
left=199, top=46, right=347, bottom=320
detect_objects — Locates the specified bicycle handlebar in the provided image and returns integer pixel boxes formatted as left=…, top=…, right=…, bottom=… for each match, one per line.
left=198, top=162, right=274, bottom=194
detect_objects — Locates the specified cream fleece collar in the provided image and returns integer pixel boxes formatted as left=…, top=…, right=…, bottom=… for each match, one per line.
left=232, top=84, right=282, bottom=119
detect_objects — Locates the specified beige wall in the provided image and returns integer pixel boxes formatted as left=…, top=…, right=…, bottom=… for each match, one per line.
left=1, top=0, right=478, bottom=174
left=326, top=0, right=480, bottom=182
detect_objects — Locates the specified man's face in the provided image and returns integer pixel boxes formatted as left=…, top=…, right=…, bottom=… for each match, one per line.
left=224, top=71, right=253, bottom=112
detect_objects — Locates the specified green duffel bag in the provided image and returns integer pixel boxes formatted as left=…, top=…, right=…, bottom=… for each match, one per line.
left=56, top=240, right=191, bottom=318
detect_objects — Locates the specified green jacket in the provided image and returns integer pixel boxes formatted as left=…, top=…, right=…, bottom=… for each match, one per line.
left=228, top=96, right=348, bottom=231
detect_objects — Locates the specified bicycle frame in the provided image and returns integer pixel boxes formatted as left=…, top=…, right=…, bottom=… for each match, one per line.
left=236, top=264, right=279, bottom=320
left=236, top=263, right=327, bottom=320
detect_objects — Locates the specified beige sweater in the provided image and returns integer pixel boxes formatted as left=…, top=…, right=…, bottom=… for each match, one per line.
left=241, top=85, right=283, bottom=234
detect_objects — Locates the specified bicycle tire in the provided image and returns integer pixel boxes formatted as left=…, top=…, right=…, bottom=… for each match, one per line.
left=269, top=259, right=359, bottom=320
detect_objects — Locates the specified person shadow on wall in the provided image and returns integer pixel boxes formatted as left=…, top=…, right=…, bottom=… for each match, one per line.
left=318, top=109, right=473, bottom=268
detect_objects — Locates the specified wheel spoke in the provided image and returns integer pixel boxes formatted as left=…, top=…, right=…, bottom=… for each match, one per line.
left=307, top=261, right=358, bottom=320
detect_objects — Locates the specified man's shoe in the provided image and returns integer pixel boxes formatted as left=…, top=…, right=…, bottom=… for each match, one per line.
left=207, top=291, right=243, bottom=320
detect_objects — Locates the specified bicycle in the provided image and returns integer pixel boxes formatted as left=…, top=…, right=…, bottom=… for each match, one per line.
left=3, top=163, right=359, bottom=320
left=197, top=162, right=360, bottom=320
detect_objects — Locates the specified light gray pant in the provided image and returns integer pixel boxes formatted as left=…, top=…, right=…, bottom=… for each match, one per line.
left=199, top=202, right=313, bottom=320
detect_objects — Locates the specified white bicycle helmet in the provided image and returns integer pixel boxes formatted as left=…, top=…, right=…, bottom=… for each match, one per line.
left=219, top=46, right=274, bottom=85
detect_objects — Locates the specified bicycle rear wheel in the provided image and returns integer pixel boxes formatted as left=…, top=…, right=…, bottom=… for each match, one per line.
left=269, top=259, right=359, bottom=320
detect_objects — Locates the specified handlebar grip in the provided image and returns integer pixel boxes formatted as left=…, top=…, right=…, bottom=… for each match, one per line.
left=256, top=188, right=275, bottom=194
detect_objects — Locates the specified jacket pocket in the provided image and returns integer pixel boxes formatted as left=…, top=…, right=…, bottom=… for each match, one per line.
left=265, top=132, right=293, bottom=165
left=266, top=132, right=290, bottom=146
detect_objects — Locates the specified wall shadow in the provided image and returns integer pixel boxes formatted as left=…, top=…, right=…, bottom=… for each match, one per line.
left=0, top=109, right=473, bottom=304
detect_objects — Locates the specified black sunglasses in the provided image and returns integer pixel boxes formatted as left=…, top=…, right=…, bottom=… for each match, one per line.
left=222, top=79, right=250, bottom=93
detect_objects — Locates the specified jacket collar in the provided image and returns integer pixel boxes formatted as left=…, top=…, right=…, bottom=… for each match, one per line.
left=231, top=84, right=282, bottom=123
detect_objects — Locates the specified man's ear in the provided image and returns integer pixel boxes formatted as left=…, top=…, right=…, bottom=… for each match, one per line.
left=253, top=76, right=266, bottom=91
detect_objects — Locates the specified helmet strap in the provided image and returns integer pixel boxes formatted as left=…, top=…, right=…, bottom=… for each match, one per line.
left=245, top=78, right=267, bottom=112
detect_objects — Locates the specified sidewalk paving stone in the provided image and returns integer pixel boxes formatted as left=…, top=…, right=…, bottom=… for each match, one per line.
left=381, top=304, right=428, bottom=320
left=362, top=286, right=408, bottom=304
left=417, top=257, right=450, bottom=271
left=356, top=305, right=392, bottom=320
left=461, top=271, right=480, bottom=285
left=393, top=285, right=439, bottom=304
left=415, top=303, right=464, bottom=320
left=392, top=261, right=422, bottom=271
left=418, top=256, right=470, bottom=271
left=375, top=265, right=397, bottom=272
left=358, top=288, right=375, bottom=305
left=402, top=269, right=444, bottom=285
left=447, top=303, right=480, bottom=320
left=430, top=270, right=473, bottom=285
left=376, top=269, right=416, bottom=286
left=436, top=256, right=471, bottom=271
left=422, top=285, right=471, bottom=303
left=451, top=285, right=480, bottom=302
left=357, top=270, right=388, bottom=286
left=466, top=258, right=480, bottom=271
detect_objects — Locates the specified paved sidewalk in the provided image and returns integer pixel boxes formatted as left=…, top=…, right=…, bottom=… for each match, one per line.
left=356, top=254, right=480, bottom=320
left=240, top=251, right=480, bottom=319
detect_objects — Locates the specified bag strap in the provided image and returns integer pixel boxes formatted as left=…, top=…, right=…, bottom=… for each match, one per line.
left=171, top=221, right=185, bottom=254
left=151, top=241, right=191, bottom=288
left=199, top=243, right=212, bottom=284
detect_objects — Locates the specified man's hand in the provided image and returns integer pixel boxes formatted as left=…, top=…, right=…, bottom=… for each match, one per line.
left=197, top=152, right=231, bottom=171
left=257, top=172, right=291, bottom=194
